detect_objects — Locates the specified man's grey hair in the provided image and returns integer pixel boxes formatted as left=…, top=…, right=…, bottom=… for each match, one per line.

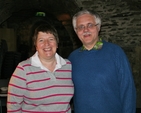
left=72, top=9, right=102, bottom=32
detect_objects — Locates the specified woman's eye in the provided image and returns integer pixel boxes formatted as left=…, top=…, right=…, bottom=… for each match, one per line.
left=39, top=39, right=43, bottom=42
left=49, top=38, right=55, bottom=41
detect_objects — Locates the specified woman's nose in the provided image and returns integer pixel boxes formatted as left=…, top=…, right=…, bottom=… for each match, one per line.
left=44, top=40, right=49, bottom=45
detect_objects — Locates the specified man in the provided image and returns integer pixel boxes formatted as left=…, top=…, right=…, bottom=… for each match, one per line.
left=68, top=9, right=136, bottom=113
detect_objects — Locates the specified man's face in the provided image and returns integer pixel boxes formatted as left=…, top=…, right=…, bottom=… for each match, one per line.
left=75, top=14, right=100, bottom=50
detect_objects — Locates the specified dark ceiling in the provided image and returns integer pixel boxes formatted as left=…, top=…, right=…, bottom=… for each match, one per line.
left=0, top=0, right=82, bottom=25
left=0, top=0, right=141, bottom=25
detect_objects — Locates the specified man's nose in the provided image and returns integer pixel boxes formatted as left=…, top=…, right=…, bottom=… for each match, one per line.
left=83, top=26, right=89, bottom=31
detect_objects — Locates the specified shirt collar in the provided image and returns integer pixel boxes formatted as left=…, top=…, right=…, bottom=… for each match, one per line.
left=31, top=51, right=66, bottom=71
left=80, top=38, right=103, bottom=51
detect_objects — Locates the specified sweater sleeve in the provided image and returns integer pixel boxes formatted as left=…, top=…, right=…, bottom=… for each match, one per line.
left=7, top=63, right=27, bottom=113
left=117, top=47, right=136, bottom=113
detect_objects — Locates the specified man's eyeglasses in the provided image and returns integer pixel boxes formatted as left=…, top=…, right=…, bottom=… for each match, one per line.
left=76, top=23, right=99, bottom=32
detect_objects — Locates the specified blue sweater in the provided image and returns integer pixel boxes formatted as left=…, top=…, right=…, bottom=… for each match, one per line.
left=68, top=41, right=136, bottom=113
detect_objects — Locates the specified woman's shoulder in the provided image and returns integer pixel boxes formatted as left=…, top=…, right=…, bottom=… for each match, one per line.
left=18, top=57, right=32, bottom=66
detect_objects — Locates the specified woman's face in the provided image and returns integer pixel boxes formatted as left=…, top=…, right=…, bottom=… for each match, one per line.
left=36, top=32, right=58, bottom=61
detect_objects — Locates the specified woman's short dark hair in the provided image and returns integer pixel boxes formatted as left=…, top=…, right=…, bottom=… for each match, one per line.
left=33, top=21, right=59, bottom=46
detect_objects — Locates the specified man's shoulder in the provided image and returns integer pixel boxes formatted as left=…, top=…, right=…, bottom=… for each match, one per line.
left=68, top=47, right=81, bottom=60
left=103, top=41, right=126, bottom=57
left=69, top=47, right=81, bottom=55
left=103, top=40, right=122, bottom=51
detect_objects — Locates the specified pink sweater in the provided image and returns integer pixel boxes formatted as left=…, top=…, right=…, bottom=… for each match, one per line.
left=7, top=53, right=74, bottom=113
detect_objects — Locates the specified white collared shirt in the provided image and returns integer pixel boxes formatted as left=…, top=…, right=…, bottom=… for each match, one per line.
left=31, top=51, right=66, bottom=72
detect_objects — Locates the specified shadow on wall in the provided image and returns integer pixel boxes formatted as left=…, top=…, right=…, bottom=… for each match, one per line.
left=1, top=51, right=21, bottom=79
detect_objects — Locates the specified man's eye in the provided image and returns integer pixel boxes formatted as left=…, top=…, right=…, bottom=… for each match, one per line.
left=78, top=26, right=84, bottom=30
left=88, top=23, right=94, bottom=28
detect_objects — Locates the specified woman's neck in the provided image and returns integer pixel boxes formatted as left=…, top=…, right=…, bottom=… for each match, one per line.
left=40, top=57, right=57, bottom=72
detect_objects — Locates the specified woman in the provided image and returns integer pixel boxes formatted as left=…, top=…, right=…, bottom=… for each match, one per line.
left=7, top=22, right=74, bottom=113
